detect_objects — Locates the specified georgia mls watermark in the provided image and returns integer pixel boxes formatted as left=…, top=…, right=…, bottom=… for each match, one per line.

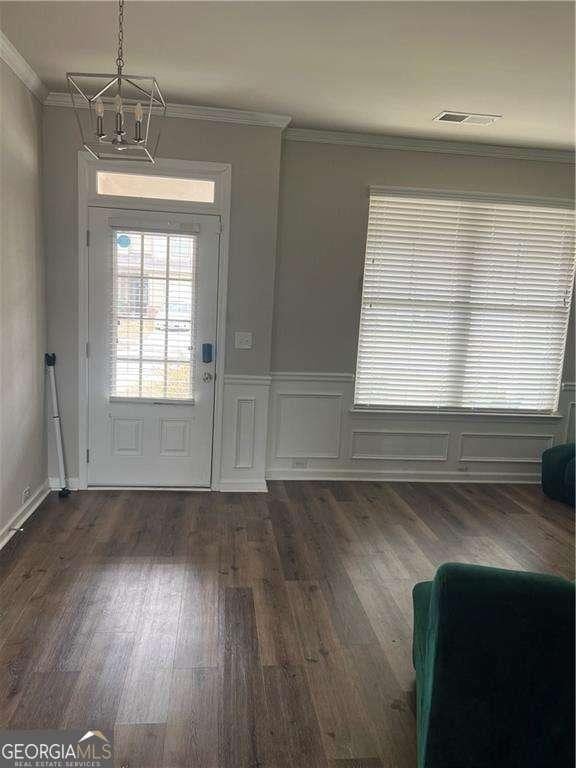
left=0, top=730, right=113, bottom=768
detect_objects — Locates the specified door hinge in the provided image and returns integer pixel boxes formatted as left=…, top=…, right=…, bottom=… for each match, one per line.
left=86, top=448, right=90, bottom=464
left=85, top=341, right=90, bottom=358
left=86, top=229, right=90, bottom=247
left=217, top=219, right=223, bottom=234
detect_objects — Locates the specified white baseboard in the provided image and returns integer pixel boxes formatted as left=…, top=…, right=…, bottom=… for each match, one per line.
left=217, top=479, right=269, bottom=493
left=48, top=476, right=80, bottom=491
left=0, top=480, right=51, bottom=551
left=265, top=468, right=540, bottom=484
left=50, top=476, right=269, bottom=493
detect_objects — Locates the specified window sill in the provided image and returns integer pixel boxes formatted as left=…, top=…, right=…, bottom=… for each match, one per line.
left=349, top=406, right=564, bottom=420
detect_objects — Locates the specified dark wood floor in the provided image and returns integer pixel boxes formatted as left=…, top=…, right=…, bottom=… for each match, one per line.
left=0, top=482, right=573, bottom=767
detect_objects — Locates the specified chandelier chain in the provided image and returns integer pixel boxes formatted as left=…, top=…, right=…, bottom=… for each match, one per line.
left=116, top=0, right=125, bottom=72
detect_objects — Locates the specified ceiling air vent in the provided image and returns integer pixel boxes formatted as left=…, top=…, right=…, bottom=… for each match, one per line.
left=433, top=111, right=502, bottom=126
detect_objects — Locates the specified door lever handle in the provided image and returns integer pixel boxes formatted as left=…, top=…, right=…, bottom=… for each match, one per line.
left=202, top=372, right=214, bottom=382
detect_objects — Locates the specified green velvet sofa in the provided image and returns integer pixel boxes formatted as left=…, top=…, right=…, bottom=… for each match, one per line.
left=542, top=442, right=575, bottom=506
left=412, top=563, right=575, bottom=768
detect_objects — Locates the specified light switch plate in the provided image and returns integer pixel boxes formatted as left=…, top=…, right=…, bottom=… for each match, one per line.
left=234, top=331, right=253, bottom=350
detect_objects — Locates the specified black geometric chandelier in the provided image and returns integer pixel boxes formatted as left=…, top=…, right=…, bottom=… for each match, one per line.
left=66, top=0, right=166, bottom=162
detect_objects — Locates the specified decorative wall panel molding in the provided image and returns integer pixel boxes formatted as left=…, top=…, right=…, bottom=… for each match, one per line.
left=266, top=468, right=541, bottom=483
left=459, top=433, right=555, bottom=464
left=267, top=373, right=572, bottom=483
left=351, top=430, right=449, bottom=461
left=275, top=393, right=342, bottom=459
left=224, top=374, right=272, bottom=386
left=219, top=376, right=270, bottom=491
left=234, top=398, right=256, bottom=469
left=271, top=371, right=354, bottom=383
left=565, top=404, right=575, bottom=443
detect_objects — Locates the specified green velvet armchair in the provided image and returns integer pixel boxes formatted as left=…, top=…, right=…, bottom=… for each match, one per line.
left=412, top=563, right=575, bottom=768
left=542, top=442, right=575, bottom=506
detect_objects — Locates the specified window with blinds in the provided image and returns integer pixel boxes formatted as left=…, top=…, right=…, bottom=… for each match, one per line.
left=111, top=229, right=198, bottom=400
left=354, top=190, right=575, bottom=412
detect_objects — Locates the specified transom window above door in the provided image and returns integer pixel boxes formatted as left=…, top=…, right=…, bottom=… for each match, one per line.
left=112, top=229, right=198, bottom=401
left=355, top=189, right=575, bottom=413
left=97, top=171, right=216, bottom=203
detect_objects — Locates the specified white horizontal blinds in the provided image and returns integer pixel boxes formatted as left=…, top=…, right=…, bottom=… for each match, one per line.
left=112, top=229, right=198, bottom=400
left=355, top=191, right=575, bottom=411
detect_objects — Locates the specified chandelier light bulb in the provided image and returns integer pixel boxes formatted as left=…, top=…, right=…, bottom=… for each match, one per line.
left=134, top=102, right=143, bottom=122
left=114, top=93, right=123, bottom=114
left=94, top=97, right=106, bottom=139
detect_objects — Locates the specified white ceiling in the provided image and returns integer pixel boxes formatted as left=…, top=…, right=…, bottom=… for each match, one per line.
left=1, top=1, right=574, bottom=149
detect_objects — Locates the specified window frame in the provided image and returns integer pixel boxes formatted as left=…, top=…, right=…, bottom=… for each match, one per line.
left=96, top=170, right=217, bottom=204
left=85, top=157, right=228, bottom=214
left=353, top=185, right=575, bottom=417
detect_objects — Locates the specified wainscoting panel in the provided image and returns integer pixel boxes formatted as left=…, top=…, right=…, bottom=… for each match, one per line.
left=459, top=433, right=554, bottom=464
left=560, top=383, right=575, bottom=443
left=267, top=373, right=571, bottom=483
left=219, top=375, right=271, bottom=491
left=567, top=404, right=575, bottom=444
left=275, top=393, right=342, bottom=458
left=234, top=398, right=256, bottom=469
left=351, top=430, right=449, bottom=461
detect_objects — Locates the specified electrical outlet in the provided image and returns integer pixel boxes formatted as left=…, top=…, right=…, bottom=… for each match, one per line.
left=21, top=486, right=31, bottom=505
left=292, top=458, right=309, bottom=469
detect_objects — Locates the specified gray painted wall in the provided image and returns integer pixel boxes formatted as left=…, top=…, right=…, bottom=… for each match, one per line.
left=272, top=139, right=575, bottom=378
left=43, top=106, right=283, bottom=477
left=0, top=61, right=46, bottom=529
left=38, top=106, right=576, bottom=483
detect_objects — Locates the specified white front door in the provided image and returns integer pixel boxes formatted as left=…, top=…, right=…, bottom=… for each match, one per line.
left=88, top=207, right=220, bottom=486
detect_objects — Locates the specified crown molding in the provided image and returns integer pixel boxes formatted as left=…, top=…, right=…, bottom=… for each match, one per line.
left=285, top=127, right=574, bottom=165
left=0, top=30, right=48, bottom=102
left=44, top=91, right=291, bottom=129
left=1, top=30, right=570, bottom=162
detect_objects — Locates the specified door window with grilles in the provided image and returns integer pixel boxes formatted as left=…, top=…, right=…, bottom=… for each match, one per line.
left=112, top=229, right=198, bottom=400
left=355, top=190, right=575, bottom=412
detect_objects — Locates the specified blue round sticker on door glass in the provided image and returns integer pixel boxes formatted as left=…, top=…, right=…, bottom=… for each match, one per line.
left=117, top=234, right=131, bottom=248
